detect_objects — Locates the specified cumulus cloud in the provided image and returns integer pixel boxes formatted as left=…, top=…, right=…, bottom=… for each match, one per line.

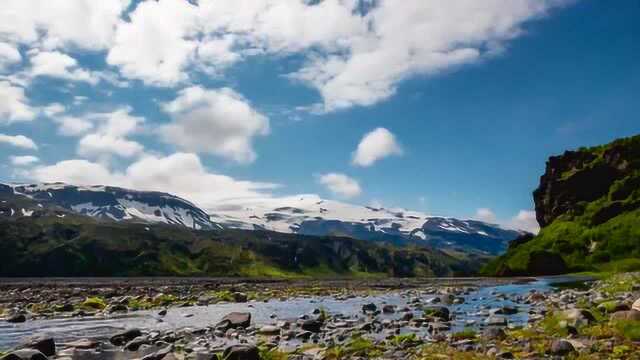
left=160, top=86, right=269, bottom=164
left=107, top=0, right=199, bottom=86
left=352, top=127, right=402, bottom=167
left=30, top=152, right=278, bottom=211
left=52, top=116, right=94, bottom=136
left=76, top=108, right=144, bottom=159
left=474, top=207, right=540, bottom=234
left=0, top=42, right=21, bottom=72
left=474, top=208, right=497, bottom=223
left=0, top=0, right=129, bottom=50
left=318, top=172, right=362, bottom=199
left=29, top=51, right=98, bottom=84
left=0, top=81, right=35, bottom=123
left=9, top=155, right=39, bottom=166
left=508, top=210, right=540, bottom=234
left=0, top=134, right=38, bottom=150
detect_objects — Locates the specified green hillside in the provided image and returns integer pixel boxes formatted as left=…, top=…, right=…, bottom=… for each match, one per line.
left=484, top=135, right=640, bottom=275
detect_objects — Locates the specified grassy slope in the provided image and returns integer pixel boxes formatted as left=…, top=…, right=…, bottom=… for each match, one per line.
left=0, top=213, right=481, bottom=278
left=483, top=136, right=640, bottom=275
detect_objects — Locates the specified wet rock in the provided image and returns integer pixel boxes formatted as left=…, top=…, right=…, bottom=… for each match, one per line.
left=258, top=325, right=280, bottom=335
left=216, top=312, right=251, bottom=330
left=110, top=328, right=143, bottom=346
left=610, top=310, right=640, bottom=322
left=158, top=309, right=167, bottom=316
left=362, top=303, right=377, bottom=313
left=382, top=305, right=396, bottom=314
left=18, top=336, right=55, bottom=357
left=562, top=309, right=595, bottom=327
left=124, top=336, right=149, bottom=351
left=632, top=298, right=640, bottom=312
left=300, top=319, right=323, bottom=333
left=550, top=339, right=575, bottom=356
left=141, top=346, right=173, bottom=360
left=492, top=306, right=518, bottom=315
left=222, top=345, right=259, bottom=360
left=423, top=306, right=450, bottom=321
left=62, top=339, right=99, bottom=350
left=6, top=314, right=26, bottom=323
left=106, top=304, right=128, bottom=313
left=485, top=315, right=507, bottom=327
left=1, top=350, right=48, bottom=360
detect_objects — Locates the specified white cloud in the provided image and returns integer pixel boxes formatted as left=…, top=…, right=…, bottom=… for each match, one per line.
left=0, top=42, right=21, bottom=72
left=9, top=155, right=39, bottom=166
left=352, top=127, right=402, bottom=167
left=0, top=81, right=35, bottom=123
left=29, top=51, right=98, bottom=84
left=474, top=207, right=540, bottom=234
left=0, top=0, right=130, bottom=50
left=508, top=210, right=540, bottom=234
left=53, top=116, right=94, bottom=136
left=107, top=0, right=199, bottom=86
left=0, top=133, right=37, bottom=150
left=160, top=86, right=269, bottom=164
left=42, top=103, right=65, bottom=117
left=318, top=172, right=362, bottom=199
left=474, top=208, right=497, bottom=223
left=30, top=152, right=278, bottom=211
left=290, top=0, right=567, bottom=111
left=76, top=108, right=144, bottom=159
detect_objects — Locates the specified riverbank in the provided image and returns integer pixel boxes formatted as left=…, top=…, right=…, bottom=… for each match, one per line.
left=1, top=274, right=639, bottom=359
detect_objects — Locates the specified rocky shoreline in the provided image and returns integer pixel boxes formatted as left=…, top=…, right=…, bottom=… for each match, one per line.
left=1, top=274, right=640, bottom=359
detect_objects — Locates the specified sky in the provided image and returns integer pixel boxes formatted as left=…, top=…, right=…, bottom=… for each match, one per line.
left=0, top=0, right=638, bottom=233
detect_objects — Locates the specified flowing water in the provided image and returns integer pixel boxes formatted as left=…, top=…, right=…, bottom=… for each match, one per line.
left=0, top=276, right=588, bottom=349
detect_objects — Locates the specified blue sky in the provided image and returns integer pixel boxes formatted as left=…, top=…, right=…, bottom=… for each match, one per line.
left=0, top=0, right=638, bottom=231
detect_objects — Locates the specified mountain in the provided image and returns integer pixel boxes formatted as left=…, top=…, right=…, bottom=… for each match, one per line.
left=211, top=196, right=523, bottom=255
left=1, top=182, right=220, bottom=230
left=484, top=134, right=640, bottom=276
left=0, top=194, right=478, bottom=277
left=1, top=182, right=522, bottom=256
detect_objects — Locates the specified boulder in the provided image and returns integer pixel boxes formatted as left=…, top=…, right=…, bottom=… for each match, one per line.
left=382, top=305, right=396, bottom=314
left=258, top=325, right=280, bottom=335
left=550, top=340, right=575, bottom=356
left=222, top=345, right=260, bottom=360
left=141, top=346, right=172, bottom=360
left=110, top=329, right=143, bottom=346
left=632, top=298, right=640, bottom=312
left=610, top=310, right=640, bottom=322
left=362, top=303, right=377, bottom=313
left=423, top=306, right=450, bottom=321
left=483, top=327, right=506, bottom=340
left=562, top=309, right=595, bottom=327
left=300, top=319, right=323, bottom=333
left=1, top=350, right=48, bottom=360
left=6, top=314, right=26, bottom=323
left=18, top=336, right=55, bottom=357
left=216, top=312, right=251, bottom=330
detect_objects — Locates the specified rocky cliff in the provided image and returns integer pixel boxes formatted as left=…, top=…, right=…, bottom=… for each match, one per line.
left=484, top=134, right=640, bottom=276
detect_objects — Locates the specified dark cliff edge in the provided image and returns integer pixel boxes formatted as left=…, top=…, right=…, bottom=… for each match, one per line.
left=483, top=134, right=640, bottom=276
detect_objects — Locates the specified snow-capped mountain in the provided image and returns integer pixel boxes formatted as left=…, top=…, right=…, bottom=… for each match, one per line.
left=1, top=182, right=221, bottom=230
left=210, top=195, right=523, bottom=255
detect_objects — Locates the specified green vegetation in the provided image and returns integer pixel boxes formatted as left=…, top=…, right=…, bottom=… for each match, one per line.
left=451, top=328, right=477, bottom=341
left=80, top=297, right=107, bottom=310
left=484, top=134, right=640, bottom=275
left=324, top=336, right=384, bottom=359
left=0, top=211, right=478, bottom=277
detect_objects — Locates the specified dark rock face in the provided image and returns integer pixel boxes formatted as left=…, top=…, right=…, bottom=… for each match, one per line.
left=534, top=136, right=640, bottom=227
left=526, top=251, right=567, bottom=276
